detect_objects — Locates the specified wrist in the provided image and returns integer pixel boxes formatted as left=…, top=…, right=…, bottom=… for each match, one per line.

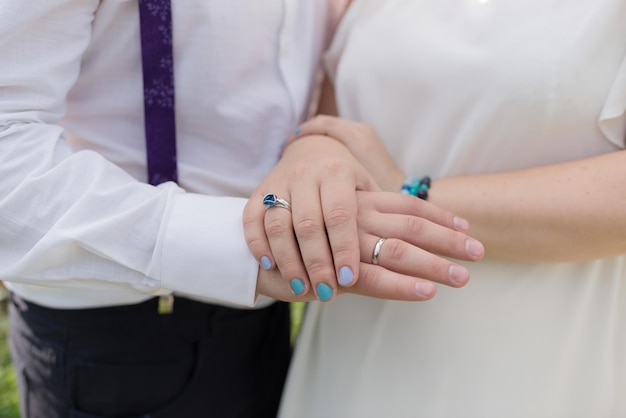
left=400, top=175, right=431, bottom=200
left=386, top=169, right=406, bottom=193
left=280, top=134, right=347, bottom=159
left=280, top=132, right=321, bottom=158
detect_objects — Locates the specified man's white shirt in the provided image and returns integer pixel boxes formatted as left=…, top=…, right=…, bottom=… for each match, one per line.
left=0, top=0, right=331, bottom=308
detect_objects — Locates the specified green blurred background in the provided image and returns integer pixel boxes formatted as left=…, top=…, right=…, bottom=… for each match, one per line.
left=0, top=284, right=19, bottom=418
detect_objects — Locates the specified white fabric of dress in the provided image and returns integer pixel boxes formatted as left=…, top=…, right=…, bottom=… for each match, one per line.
left=280, top=1, right=626, bottom=417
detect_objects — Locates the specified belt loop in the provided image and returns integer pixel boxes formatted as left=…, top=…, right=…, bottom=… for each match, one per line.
left=157, top=294, right=174, bottom=314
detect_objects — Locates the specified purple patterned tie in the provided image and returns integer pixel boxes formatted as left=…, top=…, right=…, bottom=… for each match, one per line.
left=138, top=0, right=178, bottom=185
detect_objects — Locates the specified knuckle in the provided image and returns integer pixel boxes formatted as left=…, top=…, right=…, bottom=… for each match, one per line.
left=324, top=206, right=352, bottom=229
left=291, top=162, right=309, bottom=181
left=242, top=199, right=262, bottom=225
left=321, top=159, right=347, bottom=177
left=382, top=239, right=405, bottom=263
left=392, top=276, right=406, bottom=299
left=315, top=114, right=333, bottom=126
left=245, top=235, right=266, bottom=254
left=431, top=261, right=451, bottom=282
left=329, top=246, right=356, bottom=269
left=294, top=217, right=323, bottom=240
left=242, top=210, right=259, bottom=230
left=448, top=231, right=466, bottom=255
left=276, top=258, right=305, bottom=276
left=357, top=267, right=391, bottom=298
left=404, top=216, right=426, bottom=236
left=264, top=217, right=290, bottom=239
left=304, top=260, right=335, bottom=282
left=417, top=257, right=451, bottom=284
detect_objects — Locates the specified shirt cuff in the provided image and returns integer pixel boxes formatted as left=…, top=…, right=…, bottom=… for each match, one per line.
left=157, top=193, right=260, bottom=307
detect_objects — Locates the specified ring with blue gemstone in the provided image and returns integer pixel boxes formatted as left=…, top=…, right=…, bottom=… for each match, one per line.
left=262, top=193, right=291, bottom=211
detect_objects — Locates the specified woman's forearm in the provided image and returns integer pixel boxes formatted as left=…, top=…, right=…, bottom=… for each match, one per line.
left=301, top=80, right=626, bottom=263
left=429, top=150, right=626, bottom=262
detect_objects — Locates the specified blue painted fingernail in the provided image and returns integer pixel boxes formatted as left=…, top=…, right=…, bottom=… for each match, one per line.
left=260, top=256, right=272, bottom=270
left=290, top=279, right=305, bottom=295
left=294, top=128, right=302, bottom=135
left=316, top=283, right=333, bottom=301
left=338, top=266, right=354, bottom=286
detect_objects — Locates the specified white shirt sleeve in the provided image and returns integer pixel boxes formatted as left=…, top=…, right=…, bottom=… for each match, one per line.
left=0, top=0, right=260, bottom=307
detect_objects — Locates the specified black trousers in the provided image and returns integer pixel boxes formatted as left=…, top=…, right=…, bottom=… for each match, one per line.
left=8, top=292, right=291, bottom=418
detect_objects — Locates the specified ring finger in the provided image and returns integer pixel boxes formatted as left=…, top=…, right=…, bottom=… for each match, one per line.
left=263, top=193, right=311, bottom=297
left=360, top=234, right=470, bottom=288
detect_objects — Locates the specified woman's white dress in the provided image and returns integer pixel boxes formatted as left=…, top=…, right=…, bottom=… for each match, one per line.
left=280, top=1, right=626, bottom=417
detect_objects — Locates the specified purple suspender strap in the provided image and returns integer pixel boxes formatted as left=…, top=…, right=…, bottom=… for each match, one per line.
left=137, top=0, right=178, bottom=185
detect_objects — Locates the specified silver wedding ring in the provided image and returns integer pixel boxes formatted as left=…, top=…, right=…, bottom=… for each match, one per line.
left=262, top=193, right=291, bottom=211
left=372, top=237, right=386, bottom=265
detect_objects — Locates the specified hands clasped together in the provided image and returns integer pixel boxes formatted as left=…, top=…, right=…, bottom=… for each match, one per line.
left=244, top=117, right=485, bottom=303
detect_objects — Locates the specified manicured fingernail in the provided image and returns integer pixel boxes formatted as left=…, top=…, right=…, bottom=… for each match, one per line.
left=465, top=238, right=484, bottom=259
left=453, top=216, right=470, bottom=231
left=260, top=256, right=272, bottom=270
left=294, top=128, right=302, bottom=135
left=416, top=282, right=436, bottom=298
left=316, top=283, right=333, bottom=301
left=448, top=265, right=469, bottom=286
left=338, top=266, right=354, bottom=286
left=290, top=279, right=305, bottom=295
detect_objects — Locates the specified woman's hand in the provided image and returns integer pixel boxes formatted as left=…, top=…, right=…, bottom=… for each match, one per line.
left=350, top=190, right=484, bottom=294
left=244, top=135, right=379, bottom=302
left=255, top=189, right=485, bottom=303
left=245, top=135, right=484, bottom=302
left=289, top=115, right=406, bottom=192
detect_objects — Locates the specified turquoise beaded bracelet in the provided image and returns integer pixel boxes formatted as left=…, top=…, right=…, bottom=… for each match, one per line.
left=401, top=176, right=431, bottom=200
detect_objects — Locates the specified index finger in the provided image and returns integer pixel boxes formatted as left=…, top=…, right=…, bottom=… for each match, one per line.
left=374, top=192, right=470, bottom=232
